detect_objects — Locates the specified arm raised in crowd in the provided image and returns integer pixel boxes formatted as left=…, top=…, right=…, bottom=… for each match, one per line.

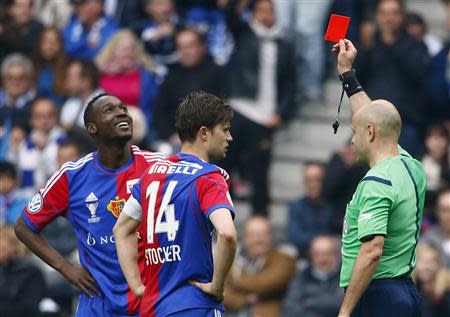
left=220, top=0, right=251, bottom=40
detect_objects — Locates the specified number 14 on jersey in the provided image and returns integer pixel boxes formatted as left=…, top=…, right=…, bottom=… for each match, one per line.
left=146, top=180, right=180, bottom=244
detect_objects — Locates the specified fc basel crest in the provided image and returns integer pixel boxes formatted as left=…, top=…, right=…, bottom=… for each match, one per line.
left=107, top=196, right=125, bottom=218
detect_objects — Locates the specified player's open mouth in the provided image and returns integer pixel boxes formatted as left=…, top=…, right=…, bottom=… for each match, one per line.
left=115, top=121, right=130, bottom=128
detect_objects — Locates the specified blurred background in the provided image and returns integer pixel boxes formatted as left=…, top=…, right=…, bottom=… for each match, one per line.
left=0, top=0, right=449, bottom=316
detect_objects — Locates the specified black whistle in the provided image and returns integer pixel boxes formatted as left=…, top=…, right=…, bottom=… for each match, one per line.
left=332, top=120, right=340, bottom=134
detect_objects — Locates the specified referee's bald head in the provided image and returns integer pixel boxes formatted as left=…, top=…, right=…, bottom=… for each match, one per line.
left=354, top=99, right=402, bottom=142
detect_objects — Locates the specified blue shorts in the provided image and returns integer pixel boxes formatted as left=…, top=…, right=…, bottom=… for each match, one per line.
left=167, top=308, right=224, bottom=317
left=75, top=294, right=139, bottom=317
left=351, top=278, right=421, bottom=317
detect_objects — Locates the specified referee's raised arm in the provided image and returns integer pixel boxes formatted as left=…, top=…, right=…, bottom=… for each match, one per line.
left=332, top=39, right=371, bottom=116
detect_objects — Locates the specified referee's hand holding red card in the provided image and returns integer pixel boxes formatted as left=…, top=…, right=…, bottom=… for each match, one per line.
left=332, top=39, right=357, bottom=75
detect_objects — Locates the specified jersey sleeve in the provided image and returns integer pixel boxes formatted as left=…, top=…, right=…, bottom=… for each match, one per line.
left=22, top=170, right=70, bottom=233
left=123, top=195, right=143, bottom=221
left=196, top=172, right=235, bottom=220
left=357, top=177, right=394, bottom=241
left=130, top=177, right=143, bottom=205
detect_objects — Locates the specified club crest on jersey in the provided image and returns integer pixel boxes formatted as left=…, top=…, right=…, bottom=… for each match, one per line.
left=85, top=192, right=100, bottom=223
left=27, top=193, right=43, bottom=214
left=107, top=196, right=125, bottom=218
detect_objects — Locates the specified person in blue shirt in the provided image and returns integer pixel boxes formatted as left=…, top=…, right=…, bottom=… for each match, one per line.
left=288, top=162, right=334, bottom=256
left=0, top=161, right=28, bottom=226
left=63, top=0, right=118, bottom=60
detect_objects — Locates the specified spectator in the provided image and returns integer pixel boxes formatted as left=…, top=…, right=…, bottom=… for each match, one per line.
left=414, top=241, right=450, bottom=316
left=103, top=0, right=147, bottom=28
left=273, top=0, right=332, bottom=101
left=421, top=124, right=450, bottom=213
left=406, top=12, right=443, bottom=58
left=184, top=4, right=234, bottom=65
left=422, top=188, right=450, bottom=267
left=135, top=0, right=179, bottom=66
left=153, top=27, right=225, bottom=149
left=0, top=0, right=44, bottom=61
left=59, top=60, right=101, bottom=152
left=283, top=235, right=344, bottom=317
left=354, top=0, right=430, bottom=157
left=223, top=216, right=296, bottom=317
left=0, top=224, right=46, bottom=317
left=95, top=29, right=160, bottom=133
left=32, top=27, right=68, bottom=105
left=60, top=60, right=102, bottom=131
left=62, top=0, right=118, bottom=60
left=127, top=106, right=151, bottom=149
left=287, top=162, right=334, bottom=256
left=57, top=139, right=82, bottom=167
left=0, top=161, right=28, bottom=226
left=322, top=143, right=368, bottom=233
left=0, top=53, right=36, bottom=130
left=221, top=0, right=296, bottom=215
left=32, top=0, right=73, bottom=29
left=11, top=98, right=65, bottom=199
left=423, top=43, right=450, bottom=126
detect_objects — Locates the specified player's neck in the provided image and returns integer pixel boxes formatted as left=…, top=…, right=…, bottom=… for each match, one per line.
left=180, top=144, right=209, bottom=162
left=369, top=142, right=399, bottom=168
left=96, top=142, right=132, bottom=169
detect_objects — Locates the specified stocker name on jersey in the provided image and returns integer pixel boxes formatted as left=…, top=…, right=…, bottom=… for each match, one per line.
left=144, top=245, right=182, bottom=266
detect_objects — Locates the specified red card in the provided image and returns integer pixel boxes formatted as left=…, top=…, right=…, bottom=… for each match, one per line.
left=324, top=14, right=351, bottom=42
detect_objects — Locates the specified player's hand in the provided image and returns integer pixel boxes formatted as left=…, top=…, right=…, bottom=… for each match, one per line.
left=332, top=39, right=357, bottom=74
left=60, top=262, right=100, bottom=298
left=189, top=281, right=224, bottom=302
left=132, top=284, right=146, bottom=298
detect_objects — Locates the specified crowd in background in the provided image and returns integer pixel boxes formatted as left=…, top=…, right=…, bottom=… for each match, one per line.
left=0, top=0, right=450, bottom=316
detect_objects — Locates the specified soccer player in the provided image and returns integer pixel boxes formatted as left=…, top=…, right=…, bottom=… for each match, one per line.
left=113, top=91, right=237, bottom=317
left=14, top=94, right=164, bottom=317
left=332, top=39, right=425, bottom=317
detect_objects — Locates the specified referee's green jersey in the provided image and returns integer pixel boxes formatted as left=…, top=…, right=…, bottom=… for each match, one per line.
left=340, top=145, right=426, bottom=287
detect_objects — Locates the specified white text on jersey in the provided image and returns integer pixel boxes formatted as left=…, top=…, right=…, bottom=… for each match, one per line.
left=144, top=245, right=181, bottom=266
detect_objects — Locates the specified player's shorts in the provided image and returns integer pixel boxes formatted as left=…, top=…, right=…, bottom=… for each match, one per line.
left=351, top=277, right=421, bottom=317
left=75, top=294, right=139, bottom=317
left=166, top=308, right=224, bottom=317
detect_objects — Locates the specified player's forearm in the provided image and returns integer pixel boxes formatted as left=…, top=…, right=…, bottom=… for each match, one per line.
left=114, top=225, right=142, bottom=291
left=349, top=90, right=372, bottom=115
left=14, top=216, right=69, bottom=273
left=212, top=231, right=237, bottom=292
left=338, top=239, right=383, bottom=316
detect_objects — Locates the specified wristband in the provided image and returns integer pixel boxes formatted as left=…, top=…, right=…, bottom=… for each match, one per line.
left=339, top=70, right=363, bottom=97
left=332, top=69, right=363, bottom=135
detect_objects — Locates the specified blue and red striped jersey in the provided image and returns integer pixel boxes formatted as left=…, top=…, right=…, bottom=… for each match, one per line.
left=23, top=145, right=164, bottom=315
left=128, top=153, right=234, bottom=317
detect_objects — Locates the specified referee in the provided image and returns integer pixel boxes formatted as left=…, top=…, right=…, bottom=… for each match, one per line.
left=333, top=39, right=426, bottom=317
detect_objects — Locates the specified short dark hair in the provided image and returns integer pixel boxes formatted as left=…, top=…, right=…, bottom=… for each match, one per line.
left=69, top=60, right=100, bottom=89
left=406, top=12, right=426, bottom=28
left=0, top=161, right=17, bottom=179
left=175, top=91, right=233, bottom=143
left=83, top=93, right=110, bottom=127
